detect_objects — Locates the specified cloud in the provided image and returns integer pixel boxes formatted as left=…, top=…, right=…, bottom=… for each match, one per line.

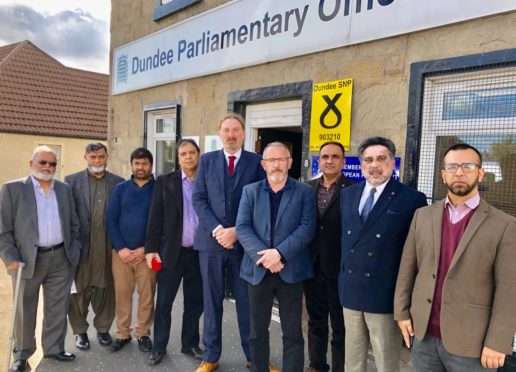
left=0, top=4, right=109, bottom=72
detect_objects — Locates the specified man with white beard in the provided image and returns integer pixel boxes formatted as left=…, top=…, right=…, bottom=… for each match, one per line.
left=1, top=146, right=82, bottom=371
left=65, top=143, right=123, bottom=351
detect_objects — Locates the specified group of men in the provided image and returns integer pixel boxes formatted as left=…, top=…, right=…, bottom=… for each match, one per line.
left=0, top=112, right=514, bottom=372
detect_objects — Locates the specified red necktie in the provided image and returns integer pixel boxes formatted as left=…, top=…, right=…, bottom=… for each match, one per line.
left=228, top=155, right=236, bottom=176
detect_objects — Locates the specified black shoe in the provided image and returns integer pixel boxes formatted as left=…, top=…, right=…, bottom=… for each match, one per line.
left=181, top=346, right=203, bottom=361
left=43, top=351, right=76, bottom=362
left=110, top=337, right=131, bottom=352
left=148, top=350, right=166, bottom=365
left=138, top=336, right=153, bottom=352
left=75, top=333, right=90, bottom=350
left=10, top=359, right=29, bottom=371
left=97, top=332, right=112, bottom=346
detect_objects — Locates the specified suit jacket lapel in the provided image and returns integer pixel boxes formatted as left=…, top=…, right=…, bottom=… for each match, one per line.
left=432, top=200, right=445, bottom=273
left=448, top=199, right=489, bottom=271
left=274, top=182, right=294, bottom=230
left=23, top=177, right=38, bottom=233
left=348, top=183, right=364, bottom=247
left=234, top=150, right=248, bottom=188
left=361, top=179, right=397, bottom=230
left=54, top=182, right=67, bottom=235
left=173, top=171, right=184, bottom=220
left=80, top=169, right=91, bottom=214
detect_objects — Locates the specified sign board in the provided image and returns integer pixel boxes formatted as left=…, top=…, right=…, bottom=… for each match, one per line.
left=112, top=0, right=516, bottom=95
left=309, top=78, right=353, bottom=152
left=311, top=156, right=401, bottom=183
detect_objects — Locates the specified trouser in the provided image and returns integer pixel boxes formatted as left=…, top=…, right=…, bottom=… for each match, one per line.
left=68, top=284, right=115, bottom=334
left=248, top=272, right=304, bottom=372
left=111, top=251, right=156, bottom=339
left=152, top=248, right=203, bottom=353
left=304, top=267, right=344, bottom=372
left=12, top=248, right=74, bottom=360
left=343, top=308, right=401, bottom=372
left=412, top=335, right=495, bottom=372
left=198, top=249, right=251, bottom=362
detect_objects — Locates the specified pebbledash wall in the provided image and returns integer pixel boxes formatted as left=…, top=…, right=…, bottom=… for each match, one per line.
left=109, top=0, right=516, bottom=211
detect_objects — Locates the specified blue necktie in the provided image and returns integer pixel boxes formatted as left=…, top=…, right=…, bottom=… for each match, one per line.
left=360, top=188, right=377, bottom=224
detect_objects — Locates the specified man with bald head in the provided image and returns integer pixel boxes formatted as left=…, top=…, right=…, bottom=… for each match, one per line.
left=0, top=146, right=82, bottom=371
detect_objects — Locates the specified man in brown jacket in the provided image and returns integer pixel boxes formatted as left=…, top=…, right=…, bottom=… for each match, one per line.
left=394, top=143, right=516, bottom=371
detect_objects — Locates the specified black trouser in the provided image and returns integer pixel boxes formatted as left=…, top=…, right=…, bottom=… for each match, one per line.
left=248, top=272, right=304, bottom=372
left=499, top=353, right=516, bottom=372
left=152, top=248, right=203, bottom=353
left=304, top=265, right=344, bottom=372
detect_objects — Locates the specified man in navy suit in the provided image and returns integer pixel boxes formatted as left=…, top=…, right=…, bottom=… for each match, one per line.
left=237, top=142, right=315, bottom=372
left=192, top=113, right=265, bottom=372
left=338, top=137, right=427, bottom=372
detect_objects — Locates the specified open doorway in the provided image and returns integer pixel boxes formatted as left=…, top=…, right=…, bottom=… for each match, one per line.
left=256, top=127, right=303, bottom=179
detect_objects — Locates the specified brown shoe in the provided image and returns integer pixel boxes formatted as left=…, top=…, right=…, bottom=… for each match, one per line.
left=269, top=363, right=281, bottom=372
left=195, top=361, right=220, bottom=372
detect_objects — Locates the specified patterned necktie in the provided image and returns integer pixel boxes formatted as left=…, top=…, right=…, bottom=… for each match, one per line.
left=228, top=155, right=236, bottom=176
left=360, top=187, right=377, bottom=224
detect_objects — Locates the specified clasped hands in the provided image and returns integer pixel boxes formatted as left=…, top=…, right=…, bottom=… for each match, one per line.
left=256, top=248, right=284, bottom=273
left=118, top=246, right=145, bottom=264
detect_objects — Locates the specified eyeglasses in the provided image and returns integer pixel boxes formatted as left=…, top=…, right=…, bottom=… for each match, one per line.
left=263, top=157, right=290, bottom=164
left=443, top=163, right=481, bottom=173
left=38, top=160, right=57, bottom=168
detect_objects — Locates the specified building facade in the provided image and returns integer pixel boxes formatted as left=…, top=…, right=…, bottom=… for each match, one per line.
left=109, top=0, right=516, bottom=216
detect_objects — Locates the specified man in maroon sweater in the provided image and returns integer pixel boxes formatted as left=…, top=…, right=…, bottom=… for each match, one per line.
left=394, top=143, right=516, bottom=371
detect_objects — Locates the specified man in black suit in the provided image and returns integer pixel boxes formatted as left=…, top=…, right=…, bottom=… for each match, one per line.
left=305, top=142, right=353, bottom=372
left=145, top=138, right=204, bottom=365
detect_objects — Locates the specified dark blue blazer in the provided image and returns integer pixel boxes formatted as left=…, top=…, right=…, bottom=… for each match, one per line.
left=192, top=149, right=265, bottom=252
left=338, top=178, right=427, bottom=313
left=236, top=178, right=316, bottom=285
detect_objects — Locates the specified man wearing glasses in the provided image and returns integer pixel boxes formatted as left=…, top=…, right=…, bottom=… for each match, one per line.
left=237, top=142, right=315, bottom=372
left=0, top=146, right=82, bottom=371
left=395, top=143, right=516, bottom=371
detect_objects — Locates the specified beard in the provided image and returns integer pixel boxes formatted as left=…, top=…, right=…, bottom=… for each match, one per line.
left=32, top=169, right=53, bottom=181
left=446, top=179, right=478, bottom=197
left=88, top=165, right=106, bottom=174
left=268, top=169, right=287, bottom=184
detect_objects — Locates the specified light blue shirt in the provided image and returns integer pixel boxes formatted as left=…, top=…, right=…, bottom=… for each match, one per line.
left=31, top=176, right=63, bottom=246
left=358, top=179, right=389, bottom=214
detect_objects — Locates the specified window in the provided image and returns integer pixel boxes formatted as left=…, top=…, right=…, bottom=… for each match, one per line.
left=408, top=55, right=516, bottom=216
left=153, top=0, right=201, bottom=21
left=145, top=106, right=179, bottom=176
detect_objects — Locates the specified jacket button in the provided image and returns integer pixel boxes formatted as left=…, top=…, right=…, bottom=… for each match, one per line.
left=368, top=252, right=373, bottom=256
left=432, top=274, right=436, bottom=279
left=365, top=273, right=370, bottom=277
left=347, top=230, right=351, bottom=235
left=320, top=226, right=324, bottom=230
left=376, top=234, right=381, bottom=238
left=350, top=249, right=355, bottom=253
left=427, top=298, right=432, bottom=304
left=348, top=269, right=352, bottom=274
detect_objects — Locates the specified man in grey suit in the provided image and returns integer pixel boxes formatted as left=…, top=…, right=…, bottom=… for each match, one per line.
left=66, top=143, right=123, bottom=351
left=0, top=145, right=82, bottom=371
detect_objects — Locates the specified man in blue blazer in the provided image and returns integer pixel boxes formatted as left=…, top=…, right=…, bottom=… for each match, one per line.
left=237, top=142, right=315, bottom=372
left=192, top=113, right=265, bottom=372
left=339, top=137, right=427, bottom=372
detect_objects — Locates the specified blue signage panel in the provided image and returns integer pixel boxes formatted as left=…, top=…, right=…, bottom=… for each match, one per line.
left=311, top=156, right=401, bottom=183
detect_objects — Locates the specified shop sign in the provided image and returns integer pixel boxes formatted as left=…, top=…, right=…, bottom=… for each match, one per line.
left=309, top=78, right=353, bottom=152
left=112, top=0, right=516, bottom=95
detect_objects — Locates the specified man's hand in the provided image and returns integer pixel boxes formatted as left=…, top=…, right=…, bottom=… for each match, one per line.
left=132, top=247, right=145, bottom=264
left=118, top=248, right=134, bottom=263
left=145, top=253, right=160, bottom=269
left=481, top=346, right=505, bottom=369
left=256, top=249, right=282, bottom=270
left=6, top=261, right=19, bottom=271
left=215, top=227, right=237, bottom=249
left=397, top=319, right=414, bottom=348
left=268, top=261, right=284, bottom=273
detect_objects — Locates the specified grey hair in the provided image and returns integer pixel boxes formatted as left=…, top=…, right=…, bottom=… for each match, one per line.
left=262, top=142, right=291, bottom=158
left=357, top=137, right=396, bottom=159
left=32, top=145, right=57, bottom=160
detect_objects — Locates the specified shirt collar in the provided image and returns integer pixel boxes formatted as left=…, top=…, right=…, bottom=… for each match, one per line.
left=445, top=192, right=480, bottom=210
left=30, top=175, right=54, bottom=191
left=364, top=178, right=389, bottom=195
left=318, top=174, right=342, bottom=188
left=223, top=148, right=242, bottom=160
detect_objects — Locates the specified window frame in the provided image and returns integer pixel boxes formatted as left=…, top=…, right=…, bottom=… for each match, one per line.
left=153, top=0, right=201, bottom=21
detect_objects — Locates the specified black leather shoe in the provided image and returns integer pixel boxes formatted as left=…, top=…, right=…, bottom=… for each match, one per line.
left=110, top=337, right=131, bottom=352
left=181, top=346, right=203, bottom=361
left=75, top=333, right=90, bottom=350
left=97, top=332, right=112, bottom=346
left=148, top=350, right=166, bottom=365
left=138, top=336, right=153, bottom=352
left=10, top=359, right=29, bottom=371
left=43, top=351, right=76, bottom=362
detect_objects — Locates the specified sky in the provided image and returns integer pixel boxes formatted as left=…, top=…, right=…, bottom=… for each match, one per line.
left=0, top=1, right=111, bottom=73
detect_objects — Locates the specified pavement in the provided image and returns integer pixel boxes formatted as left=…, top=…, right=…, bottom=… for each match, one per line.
left=0, top=267, right=411, bottom=371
